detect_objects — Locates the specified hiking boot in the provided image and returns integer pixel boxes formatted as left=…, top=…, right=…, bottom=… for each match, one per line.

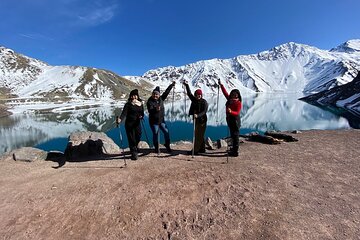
left=154, top=147, right=159, bottom=154
left=228, top=151, right=238, bottom=157
left=164, top=143, right=172, bottom=153
left=131, top=151, right=138, bottom=160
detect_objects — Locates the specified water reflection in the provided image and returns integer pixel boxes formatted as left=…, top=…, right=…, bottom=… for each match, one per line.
left=0, top=93, right=355, bottom=154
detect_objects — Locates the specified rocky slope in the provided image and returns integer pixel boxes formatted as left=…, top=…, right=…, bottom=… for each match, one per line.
left=300, top=72, right=360, bottom=114
left=0, top=47, right=151, bottom=101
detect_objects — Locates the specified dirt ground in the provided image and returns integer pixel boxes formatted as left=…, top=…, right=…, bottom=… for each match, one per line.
left=0, top=129, right=359, bottom=240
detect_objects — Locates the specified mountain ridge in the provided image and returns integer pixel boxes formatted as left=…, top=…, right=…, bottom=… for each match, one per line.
left=1, top=40, right=360, bottom=113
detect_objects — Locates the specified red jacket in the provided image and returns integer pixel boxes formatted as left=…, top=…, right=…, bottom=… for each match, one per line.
left=220, top=84, right=242, bottom=117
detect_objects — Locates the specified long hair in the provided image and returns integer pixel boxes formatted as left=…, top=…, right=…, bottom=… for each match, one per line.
left=230, top=89, right=242, bottom=102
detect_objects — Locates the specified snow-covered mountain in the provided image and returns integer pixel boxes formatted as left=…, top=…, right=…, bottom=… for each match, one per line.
left=128, top=40, right=360, bottom=95
left=125, top=39, right=360, bottom=113
left=0, top=46, right=150, bottom=101
left=1, top=40, right=360, bottom=114
left=300, top=72, right=360, bottom=114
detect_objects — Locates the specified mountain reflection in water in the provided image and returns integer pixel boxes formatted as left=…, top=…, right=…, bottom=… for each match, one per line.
left=0, top=93, right=355, bottom=154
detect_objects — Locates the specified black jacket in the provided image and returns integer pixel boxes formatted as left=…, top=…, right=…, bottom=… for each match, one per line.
left=184, top=84, right=208, bottom=124
left=120, top=100, right=144, bottom=126
left=147, top=84, right=174, bottom=125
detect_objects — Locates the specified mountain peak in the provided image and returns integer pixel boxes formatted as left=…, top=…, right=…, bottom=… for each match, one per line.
left=253, top=42, right=316, bottom=61
left=330, top=39, right=360, bottom=53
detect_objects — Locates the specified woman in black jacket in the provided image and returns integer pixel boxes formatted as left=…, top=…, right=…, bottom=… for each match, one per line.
left=146, top=82, right=175, bottom=153
left=119, top=89, right=144, bottom=160
left=183, top=81, right=208, bottom=155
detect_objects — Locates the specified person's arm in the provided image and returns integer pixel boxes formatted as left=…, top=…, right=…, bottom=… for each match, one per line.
left=119, top=102, right=129, bottom=121
left=227, top=101, right=242, bottom=116
left=196, top=100, right=208, bottom=118
left=218, top=79, right=229, bottom=99
left=161, top=82, right=175, bottom=100
left=184, top=82, right=195, bottom=101
left=220, top=84, right=229, bottom=99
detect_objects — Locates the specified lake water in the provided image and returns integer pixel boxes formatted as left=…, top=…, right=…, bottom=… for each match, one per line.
left=1, top=93, right=358, bottom=154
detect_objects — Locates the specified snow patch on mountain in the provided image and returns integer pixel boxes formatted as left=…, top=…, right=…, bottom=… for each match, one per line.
left=330, top=39, right=360, bottom=53
left=1, top=40, right=360, bottom=114
left=126, top=40, right=360, bottom=99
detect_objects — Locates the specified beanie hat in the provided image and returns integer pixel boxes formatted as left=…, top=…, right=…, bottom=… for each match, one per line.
left=130, top=89, right=139, bottom=97
left=152, top=86, right=160, bottom=94
left=194, top=89, right=202, bottom=96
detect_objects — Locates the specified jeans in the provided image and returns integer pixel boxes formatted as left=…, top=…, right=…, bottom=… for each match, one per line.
left=150, top=122, right=170, bottom=148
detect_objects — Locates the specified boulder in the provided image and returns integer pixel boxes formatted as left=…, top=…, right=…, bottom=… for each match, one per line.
left=205, top=137, right=215, bottom=150
left=11, top=147, right=48, bottom=162
left=217, top=139, right=228, bottom=149
left=65, top=131, right=120, bottom=159
left=138, top=141, right=150, bottom=149
left=265, top=131, right=299, bottom=142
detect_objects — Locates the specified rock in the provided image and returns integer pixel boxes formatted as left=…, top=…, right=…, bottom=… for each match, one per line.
left=265, top=131, right=299, bottom=142
left=65, top=131, right=120, bottom=159
left=217, top=139, right=228, bottom=149
left=138, top=141, right=150, bottom=149
left=248, top=133, right=281, bottom=145
left=205, top=137, right=215, bottom=150
left=11, top=147, right=48, bottom=162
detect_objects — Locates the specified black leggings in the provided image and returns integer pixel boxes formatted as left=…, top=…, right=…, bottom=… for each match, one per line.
left=125, top=120, right=142, bottom=152
left=226, top=116, right=241, bottom=152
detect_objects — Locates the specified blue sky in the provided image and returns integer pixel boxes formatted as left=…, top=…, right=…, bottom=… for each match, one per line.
left=1, top=0, right=360, bottom=76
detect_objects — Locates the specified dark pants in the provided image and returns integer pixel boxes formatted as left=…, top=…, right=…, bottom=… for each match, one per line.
left=150, top=121, right=170, bottom=149
left=125, top=120, right=142, bottom=153
left=226, top=116, right=240, bottom=153
left=194, top=120, right=206, bottom=153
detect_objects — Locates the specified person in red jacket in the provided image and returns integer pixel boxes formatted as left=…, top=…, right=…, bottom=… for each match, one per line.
left=218, top=80, right=242, bottom=156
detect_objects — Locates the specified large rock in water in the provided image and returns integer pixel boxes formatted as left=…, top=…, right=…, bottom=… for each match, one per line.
left=65, top=131, right=120, bottom=159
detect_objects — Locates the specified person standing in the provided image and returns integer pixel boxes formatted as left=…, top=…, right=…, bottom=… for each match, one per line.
left=146, top=82, right=175, bottom=153
left=183, top=81, right=208, bottom=155
left=218, top=80, right=242, bottom=157
left=118, top=89, right=144, bottom=160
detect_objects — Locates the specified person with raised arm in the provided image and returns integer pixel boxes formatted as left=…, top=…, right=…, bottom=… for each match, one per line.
left=182, top=81, right=208, bottom=155
left=146, top=82, right=176, bottom=153
left=218, top=80, right=242, bottom=157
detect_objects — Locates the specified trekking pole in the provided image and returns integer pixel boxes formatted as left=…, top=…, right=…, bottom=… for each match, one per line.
left=183, top=83, right=187, bottom=122
left=226, top=127, right=229, bottom=164
left=141, top=118, right=150, bottom=145
left=216, top=84, right=220, bottom=125
left=171, top=82, right=175, bottom=122
left=116, top=116, right=127, bottom=167
left=157, top=125, right=161, bottom=156
left=192, top=115, right=196, bottom=158
left=141, top=119, right=150, bottom=145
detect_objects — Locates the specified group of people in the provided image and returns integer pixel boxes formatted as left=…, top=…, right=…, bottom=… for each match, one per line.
left=117, top=80, right=242, bottom=160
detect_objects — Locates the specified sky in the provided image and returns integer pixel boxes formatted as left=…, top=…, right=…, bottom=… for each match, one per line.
left=1, top=0, right=360, bottom=76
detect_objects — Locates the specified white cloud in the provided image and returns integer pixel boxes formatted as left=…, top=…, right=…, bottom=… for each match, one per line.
left=19, top=33, right=54, bottom=41
left=76, top=4, right=118, bottom=26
